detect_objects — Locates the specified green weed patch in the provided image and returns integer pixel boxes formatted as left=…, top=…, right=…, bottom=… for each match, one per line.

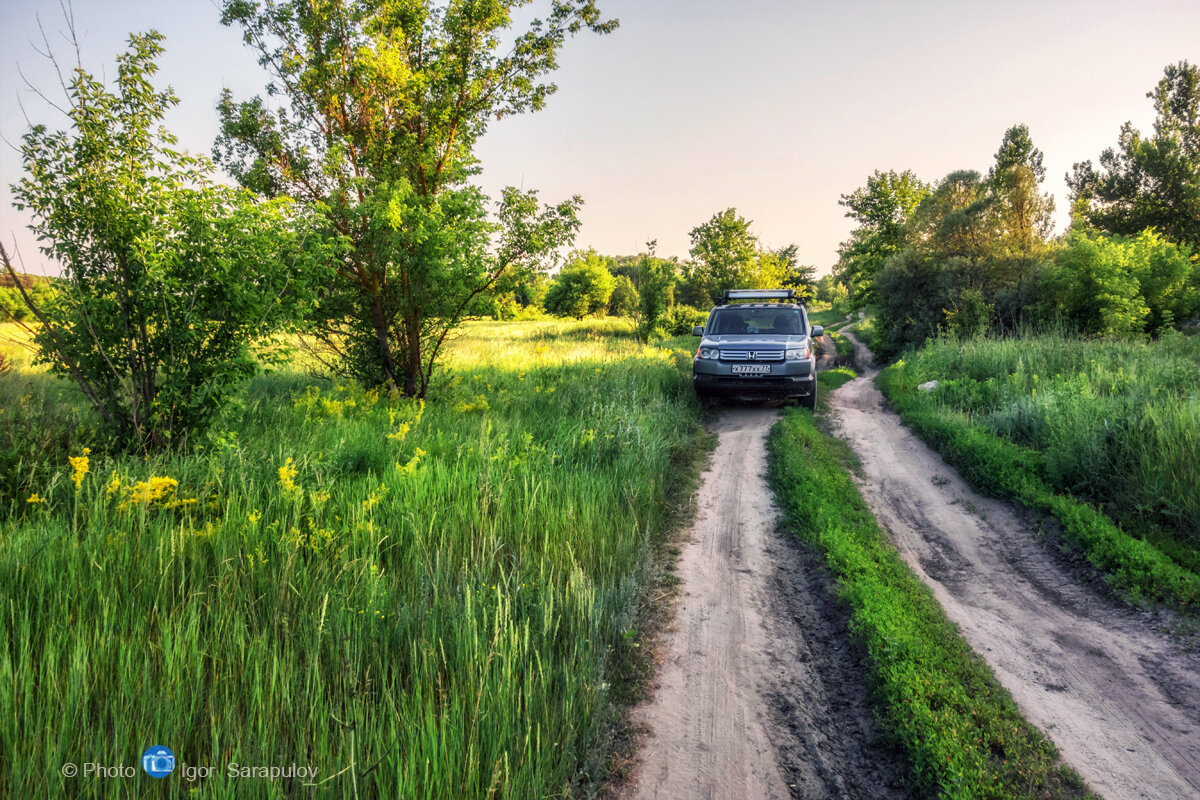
left=769, top=409, right=1092, bottom=799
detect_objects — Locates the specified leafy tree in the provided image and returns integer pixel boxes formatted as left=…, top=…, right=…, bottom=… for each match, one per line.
left=633, top=242, right=676, bottom=341
left=685, top=208, right=791, bottom=303
left=216, top=0, right=614, bottom=396
left=686, top=208, right=759, bottom=302
left=834, top=169, right=929, bottom=307
left=988, top=124, right=1055, bottom=254
left=1041, top=230, right=1198, bottom=337
left=608, top=274, right=638, bottom=317
left=6, top=32, right=323, bottom=452
left=543, top=250, right=615, bottom=319
left=773, top=243, right=817, bottom=301
left=906, top=170, right=993, bottom=259
left=1068, top=61, right=1200, bottom=249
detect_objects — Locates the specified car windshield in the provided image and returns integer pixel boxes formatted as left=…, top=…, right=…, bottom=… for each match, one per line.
left=709, top=308, right=804, bottom=335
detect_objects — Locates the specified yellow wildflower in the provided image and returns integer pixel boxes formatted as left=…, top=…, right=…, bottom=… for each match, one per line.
left=68, top=448, right=91, bottom=490
left=397, top=448, right=426, bottom=477
left=278, top=458, right=299, bottom=494
left=104, top=472, right=122, bottom=496
left=27, top=493, right=46, bottom=505
left=123, top=476, right=179, bottom=507
left=247, top=509, right=263, bottom=525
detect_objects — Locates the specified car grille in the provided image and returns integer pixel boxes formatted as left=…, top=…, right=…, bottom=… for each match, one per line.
left=720, top=349, right=785, bottom=361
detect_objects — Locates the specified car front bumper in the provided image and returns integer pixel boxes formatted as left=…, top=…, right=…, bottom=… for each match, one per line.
left=691, top=362, right=816, bottom=398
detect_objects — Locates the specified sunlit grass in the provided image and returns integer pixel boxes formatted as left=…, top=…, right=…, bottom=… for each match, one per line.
left=0, top=318, right=707, bottom=799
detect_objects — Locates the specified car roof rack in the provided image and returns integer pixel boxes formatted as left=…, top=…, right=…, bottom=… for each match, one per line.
left=722, top=288, right=795, bottom=302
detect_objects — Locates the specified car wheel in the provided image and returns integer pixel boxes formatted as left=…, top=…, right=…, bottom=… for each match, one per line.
left=800, top=387, right=817, bottom=410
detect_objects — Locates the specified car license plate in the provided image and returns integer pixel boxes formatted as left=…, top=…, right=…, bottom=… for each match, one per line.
left=732, top=364, right=771, bottom=375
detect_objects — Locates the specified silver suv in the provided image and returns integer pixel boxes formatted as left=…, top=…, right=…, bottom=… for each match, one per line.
left=691, top=289, right=823, bottom=408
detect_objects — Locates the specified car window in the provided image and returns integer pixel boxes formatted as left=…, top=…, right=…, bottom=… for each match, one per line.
left=710, top=308, right=803, bottom=335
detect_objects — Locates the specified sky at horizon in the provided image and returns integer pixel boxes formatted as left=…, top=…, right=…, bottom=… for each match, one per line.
left=2, top=0, right=1198, bottom=278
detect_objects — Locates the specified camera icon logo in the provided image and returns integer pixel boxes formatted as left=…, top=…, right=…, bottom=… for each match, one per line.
left=141, top=745, right=175, bottom=778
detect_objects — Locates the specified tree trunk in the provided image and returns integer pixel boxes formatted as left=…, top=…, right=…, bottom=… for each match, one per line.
left=370, top=295, right=399, bottom=393
left=403, top=311, right=422, bottom=398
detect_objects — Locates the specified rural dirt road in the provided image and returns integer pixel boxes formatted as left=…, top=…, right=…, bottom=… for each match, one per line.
left=826, top=329, right=1200, bottom=800
left=628, top=339, right=913, bottom=800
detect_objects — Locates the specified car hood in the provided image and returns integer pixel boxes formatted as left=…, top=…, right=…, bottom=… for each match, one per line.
left=702, top=334, right=809, bottom=347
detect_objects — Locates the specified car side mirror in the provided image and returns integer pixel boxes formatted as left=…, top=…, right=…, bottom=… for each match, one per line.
left=811, top=326, right=824, bottom=337
left=692, top=325, right=705, bottom=336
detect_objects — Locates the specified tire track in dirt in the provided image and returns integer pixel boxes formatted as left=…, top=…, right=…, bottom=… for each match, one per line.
left=627, top=404, right=911, bottom=800
left=828, top=329, right=1200, bottom=800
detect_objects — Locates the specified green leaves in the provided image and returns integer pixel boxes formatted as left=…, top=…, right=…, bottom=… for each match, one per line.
left=217, top=0, right=612, bottom=395
left=543, top=249, right=615, bottom=319
left=11, top=32, right=327, bottom=452
left=1069, top=61, right=1200, bottom=250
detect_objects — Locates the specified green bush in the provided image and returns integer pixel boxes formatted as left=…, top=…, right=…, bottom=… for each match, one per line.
left=662, top=305, right=708, bottom=336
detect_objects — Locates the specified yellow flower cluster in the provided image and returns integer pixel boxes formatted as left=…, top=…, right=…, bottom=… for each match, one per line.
left=278, top=457, right=299, bottom=494
left=454, top=396, right=489, bottom=414
left=397, top=448, right=426, bottom=477
left=26, top=493, right=46, bottom=505
left=122, top=476, right=182, bottom=507
left=68, top=448, right=91, bottom=490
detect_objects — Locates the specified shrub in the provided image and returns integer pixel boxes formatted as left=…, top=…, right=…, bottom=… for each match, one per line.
left=662, top=305, right=708, bottom=336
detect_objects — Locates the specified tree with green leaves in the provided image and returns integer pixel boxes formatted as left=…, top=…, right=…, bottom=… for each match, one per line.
left=1041, top=230, right=1198, bottom=337
left=543, top=249, right=615, bottom=319
left=685, top=208, right=758, bottom=303
left=834, top=169, right=929, bottom=308
left=1068, top=61, right=1200, bottom=249
left=216, top=0, right=615, bottom=396
left=988, top=124, right=1055, bottom=255
left=632, top=241, right=676, bottom=341
left=607, top=274, right=637, bottom=317
left=6, top=32, right=324, bottom=452
left=685, top=208, right=788, bottom=303
left=774, top=244, right=817, bottom=302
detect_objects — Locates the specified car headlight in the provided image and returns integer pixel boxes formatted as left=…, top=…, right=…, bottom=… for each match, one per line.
left=786, top=346, right=811, bottom=360
left=697, top=347, right=720, bottom=360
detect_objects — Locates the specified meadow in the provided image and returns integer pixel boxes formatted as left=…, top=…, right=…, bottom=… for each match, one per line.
left=877, top=331, right=1200, bottom=608
left=0, top=319, right=707, bottom=798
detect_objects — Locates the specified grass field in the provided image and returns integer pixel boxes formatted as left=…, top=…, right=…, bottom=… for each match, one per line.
left=0, top=319, right=708, bottom=798
left=877, top=332, right=1200, bottom=609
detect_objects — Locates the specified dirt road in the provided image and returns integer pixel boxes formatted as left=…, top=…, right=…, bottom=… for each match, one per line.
left=828, top=330, right=1200, bottom=800
left=628, top=405, right=911, bottom=800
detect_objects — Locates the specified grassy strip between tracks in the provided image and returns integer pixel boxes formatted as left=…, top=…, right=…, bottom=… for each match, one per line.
left=876, top=348, right=1200, bottom=612
left=768, top=405, right=1094, bottom=800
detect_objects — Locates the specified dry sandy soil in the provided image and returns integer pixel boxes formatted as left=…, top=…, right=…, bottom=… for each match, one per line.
left=627, top=338, right=913, bottom=800
left=627, top=330, right=1200, bottom=800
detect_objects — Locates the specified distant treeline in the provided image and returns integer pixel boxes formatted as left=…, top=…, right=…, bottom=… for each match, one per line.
left=834, top=61, right=1200, bottom=360
left=478, top=207, right=825, bottom=339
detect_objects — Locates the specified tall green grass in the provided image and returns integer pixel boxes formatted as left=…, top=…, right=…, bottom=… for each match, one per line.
left=0, top=319, right=706, bottom=798
left=878, top=331, right=1200, bottom=607
left=769, top=408, right=1092, bottom=799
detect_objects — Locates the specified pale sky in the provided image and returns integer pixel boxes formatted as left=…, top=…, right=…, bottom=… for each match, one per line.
left=2, top=0, right=1199, bottom=276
